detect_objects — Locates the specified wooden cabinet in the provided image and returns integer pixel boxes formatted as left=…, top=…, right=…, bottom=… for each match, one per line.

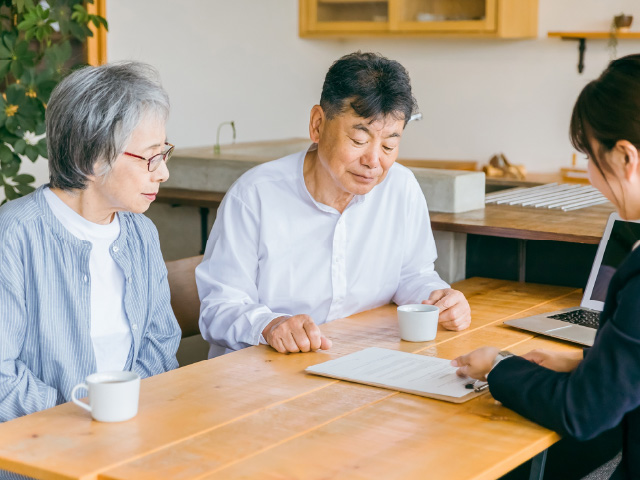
left=299, top=0, right=538, bottom=38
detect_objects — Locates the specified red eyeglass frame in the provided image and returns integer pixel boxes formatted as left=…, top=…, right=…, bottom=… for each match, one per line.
left=123, top=142, right=175, bottom=172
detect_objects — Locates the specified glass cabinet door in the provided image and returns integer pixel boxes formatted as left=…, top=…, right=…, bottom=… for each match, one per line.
left=305, top=0, right=390, bottom=33
left=390, top=0, right=496, bottom=32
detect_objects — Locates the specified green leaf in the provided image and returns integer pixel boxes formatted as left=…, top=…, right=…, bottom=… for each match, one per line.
left=5, top=116, right=19, bottom=133
left=18, top=67, right=35, bottom=85
left=68, top=21, right=87, bottom=41
left=1, top=32, right=16, bottom=52
left=4, top=184, right=18, bottom=200
left=0, top=44, right=11, bottom=59
left=14, top=173, right=35, bottom=184
left=0, top=143, right=13, bottom=163
left=0, top=60, right=10, bottom=79
left=18, top=6, right=54, bottom=45
left=14, top=0, right=36, bottom=15
left=36, top=138, right=48, bottom=157
left=1, top=158, right=20, bottom=177
left=34, top=121, right=45, bottom=136
left=13, top=138, right=26, bottom=154
left=0, top=104, right=6, bottom=129
left=13, top=41, right=36, bottom=65
left=15, top=183, right=35, bottom=195
left=0, top=129, right=21, bottom=144
left=24, top=144, right=38, bottom=162
left=0, top=175, right=4, bottom=187
left=5, top=84, right=24, bottom=105
left=10, top=59, right=24, bottom=78
left=36, top=79, right=57, bottom=103
left=71, top=4, right=89, bottom=23
left=44, top=41, right=71, bottom=73
left=17, top=18, right=38, bottom=31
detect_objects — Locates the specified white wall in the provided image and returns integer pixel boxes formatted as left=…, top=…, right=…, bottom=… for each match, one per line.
left=21, top=0, right=640, bottom=187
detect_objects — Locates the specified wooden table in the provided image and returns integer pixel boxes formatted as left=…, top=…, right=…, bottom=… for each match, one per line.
left=431, top=202, right=615, bottom=283
left=0, top=278, right=583, bottom=480
left=430, top=202, right=615, bottom=245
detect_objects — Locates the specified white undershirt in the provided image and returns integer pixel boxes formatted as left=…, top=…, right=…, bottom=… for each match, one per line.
left=43, top=187, right=132, bottom=372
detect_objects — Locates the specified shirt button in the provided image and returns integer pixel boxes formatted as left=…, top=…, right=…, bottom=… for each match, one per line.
left=132, top=324, right=138, bottom=331
left=113, top=246, right=119, bottom=253
left=127, top=276, right=132, bottom=283
left=83, top=275, right=88, bottom=283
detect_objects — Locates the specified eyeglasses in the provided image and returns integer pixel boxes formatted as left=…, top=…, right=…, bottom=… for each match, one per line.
left=123, top=142, right=175, bottom=172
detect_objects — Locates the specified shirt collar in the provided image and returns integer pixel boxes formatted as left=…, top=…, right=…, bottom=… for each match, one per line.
left=34, top=184, right=130, bottom=249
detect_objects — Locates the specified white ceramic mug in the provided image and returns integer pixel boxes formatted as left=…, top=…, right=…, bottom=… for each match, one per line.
left=71, top=371, right=140, bottom=422
left=397, top=304, right=440, bottom=342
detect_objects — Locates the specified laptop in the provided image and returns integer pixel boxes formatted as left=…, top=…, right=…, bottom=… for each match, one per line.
left=504, top=213, right=640, bottom=346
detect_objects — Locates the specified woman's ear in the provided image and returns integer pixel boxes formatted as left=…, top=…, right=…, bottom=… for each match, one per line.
left=615, top=140, right=639, bottom=180
left=308, top=105, right=324, bottom=144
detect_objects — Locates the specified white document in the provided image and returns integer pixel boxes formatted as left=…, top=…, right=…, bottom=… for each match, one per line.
left=306, top=347, right=473, bottom=398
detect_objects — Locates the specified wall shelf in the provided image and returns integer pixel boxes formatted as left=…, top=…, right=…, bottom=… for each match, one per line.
left=548, top=31, right=640, bottom=74
left=300, top=0, right=538, bottom=38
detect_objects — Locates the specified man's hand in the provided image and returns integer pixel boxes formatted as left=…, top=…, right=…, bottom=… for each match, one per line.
left=423, top=288, right=471, bottom=331
left=521, top=348, right=583, bottom=372
left=262, top=315, right=332, bottom=354
left=450, top=346, right=500, bottom=381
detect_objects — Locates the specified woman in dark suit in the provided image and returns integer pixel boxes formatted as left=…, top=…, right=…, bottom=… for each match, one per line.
left=452, top=54, right=640, bottom=479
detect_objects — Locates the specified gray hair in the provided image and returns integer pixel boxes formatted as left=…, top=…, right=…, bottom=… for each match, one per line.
left=47, top=61, right=170, bottom=190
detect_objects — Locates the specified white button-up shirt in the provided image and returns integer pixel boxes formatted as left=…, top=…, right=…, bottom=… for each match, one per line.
left=196, top=147, right=449, bottom=357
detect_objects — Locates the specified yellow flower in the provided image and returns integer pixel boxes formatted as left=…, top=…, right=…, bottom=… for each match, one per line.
left=5, top=104, right=19, bottom=117
left=26, top=88, right=37, bottom=98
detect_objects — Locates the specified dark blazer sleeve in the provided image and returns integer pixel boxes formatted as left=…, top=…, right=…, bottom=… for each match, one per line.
left=488, top=274, right=640, bottom=441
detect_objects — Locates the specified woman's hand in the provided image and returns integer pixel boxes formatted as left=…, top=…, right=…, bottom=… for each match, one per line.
left=521, top=349, right=583, bottom=372
left=450, top=346, right=500, bottom=381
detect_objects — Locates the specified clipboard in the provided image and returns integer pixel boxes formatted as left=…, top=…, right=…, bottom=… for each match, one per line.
left=305, top=347, right=489, bottom=404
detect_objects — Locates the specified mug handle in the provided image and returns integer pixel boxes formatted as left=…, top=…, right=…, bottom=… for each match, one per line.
left=71, top=383, right=91, bottom=413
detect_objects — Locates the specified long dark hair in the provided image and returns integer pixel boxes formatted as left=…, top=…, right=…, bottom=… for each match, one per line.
left=570, top=54, right=640, bottom=189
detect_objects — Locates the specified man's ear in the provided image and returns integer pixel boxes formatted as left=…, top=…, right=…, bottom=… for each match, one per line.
left=615, top=140, right=639, bottom=180
left=308, top=105, right=325, bottom=144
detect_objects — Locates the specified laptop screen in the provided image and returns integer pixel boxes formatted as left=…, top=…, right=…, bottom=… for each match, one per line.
left=589, top=219, right=640, bottom=302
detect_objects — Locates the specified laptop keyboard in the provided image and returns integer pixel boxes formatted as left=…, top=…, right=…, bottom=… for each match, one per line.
left=548, top=309, right=600, bottom=329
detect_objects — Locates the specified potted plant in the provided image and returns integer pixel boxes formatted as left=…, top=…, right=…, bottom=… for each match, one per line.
left=0, top=0, right=107, bottom=203
left=609, top=13, right=633, bottom=59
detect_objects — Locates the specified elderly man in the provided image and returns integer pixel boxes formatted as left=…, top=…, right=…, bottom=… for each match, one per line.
left=197, top=52, right=471, bottom=357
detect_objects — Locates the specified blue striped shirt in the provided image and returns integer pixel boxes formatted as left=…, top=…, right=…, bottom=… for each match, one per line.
left=0, top=186, right=180, bottom=425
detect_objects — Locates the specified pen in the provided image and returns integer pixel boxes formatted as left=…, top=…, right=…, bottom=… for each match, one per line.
left=465, top=380, right=490, bottom=393
left=473, top=380, right=489, bottom=393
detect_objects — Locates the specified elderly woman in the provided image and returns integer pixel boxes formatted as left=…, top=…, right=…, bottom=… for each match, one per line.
left=197, top=52, right=471, bottom=357
left=0, top=62, right=181, bottom=424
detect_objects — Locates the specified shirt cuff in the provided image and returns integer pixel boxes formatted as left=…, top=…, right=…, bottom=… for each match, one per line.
left=253, top=312, right=292, bottom=346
